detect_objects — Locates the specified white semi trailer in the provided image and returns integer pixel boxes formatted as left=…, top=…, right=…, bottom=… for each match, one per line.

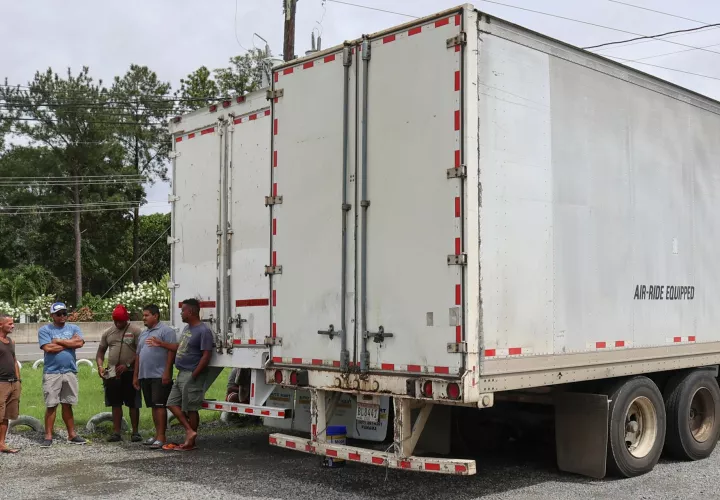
left=168, top=89, right=391, bottom=440
left=262, top=3, right=720, bottom=478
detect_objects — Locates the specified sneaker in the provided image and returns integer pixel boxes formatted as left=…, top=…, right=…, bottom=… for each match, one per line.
left=131, top=433, right=143, bottom=443
left=107, top=434, right=122, bottom=443
left=68, top=436, right=87, bottom=445
left=40, top=439, right=53, bottom=448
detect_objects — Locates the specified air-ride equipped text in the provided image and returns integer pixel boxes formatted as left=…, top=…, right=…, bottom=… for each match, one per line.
left=633, top=285, right=695, bottom=300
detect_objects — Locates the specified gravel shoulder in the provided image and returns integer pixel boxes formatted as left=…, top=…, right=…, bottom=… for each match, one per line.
left=1, top=421, right=719, bottom=500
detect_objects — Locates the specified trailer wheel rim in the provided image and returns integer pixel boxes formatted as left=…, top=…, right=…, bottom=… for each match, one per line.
left=689, top=387, right=715, bottom=443
left=624, top=396, right=657, bottom=458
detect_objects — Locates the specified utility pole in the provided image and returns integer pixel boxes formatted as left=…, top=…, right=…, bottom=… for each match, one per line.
left=283, top=0, right=297, bottom=62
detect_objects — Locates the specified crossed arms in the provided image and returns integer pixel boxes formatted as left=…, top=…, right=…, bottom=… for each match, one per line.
left=41, top=333, right=84, bottom=353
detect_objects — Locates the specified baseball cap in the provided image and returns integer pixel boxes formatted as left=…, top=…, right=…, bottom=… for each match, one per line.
left=112, top=304, right=130, bottom=322
left=50, top=302, right=67, bottom=314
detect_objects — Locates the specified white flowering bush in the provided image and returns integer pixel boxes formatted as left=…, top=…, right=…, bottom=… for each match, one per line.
left=0, top=294, right=54, bottom=322
left=110, top=277, right=170, bottom=320
left=0, top=277, right=170, bottom=323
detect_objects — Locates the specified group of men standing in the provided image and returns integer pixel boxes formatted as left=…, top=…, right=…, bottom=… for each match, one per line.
left=0, top=298, right=216, bottom=453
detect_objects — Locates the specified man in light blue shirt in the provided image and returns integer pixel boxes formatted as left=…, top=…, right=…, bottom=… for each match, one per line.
left=38, top=302, right=87, bottom=447
left=133, top=304, right=177, bottom=448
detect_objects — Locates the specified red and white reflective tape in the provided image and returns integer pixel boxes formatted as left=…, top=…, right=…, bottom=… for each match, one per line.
left=233, top=108, right=271, bottom=125
left=587, top=340, right=631, bottom=350
left=378, top=14, right=460, bottom=46
left=667, top=336, right=697, bottom=344
left=235, top=299, right=269, bottom=307
left=232, top=338, right=261, bottom=346
left=274, top=52, right=340, bottom=83
left=269, top=433, right=476, bottom=475
left=177, top=301, right=215, bottom=309
left=174, top=126, right=215, bottom=143
left=483, top=347, right=532, bottom=358
left=270, top=357, right=456, bottom=375
left=200, top=400, right=290, bottom=419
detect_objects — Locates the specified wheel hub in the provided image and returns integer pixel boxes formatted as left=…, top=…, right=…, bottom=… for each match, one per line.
left=624, top=396, right=658, bottom=458
left=689, top=387, right=715, bottom=443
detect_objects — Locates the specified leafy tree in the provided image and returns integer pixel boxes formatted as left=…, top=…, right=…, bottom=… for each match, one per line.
left=136, top=212, right=171, bottom=283
left=175, top=66, right=218, bottom=111
left=110, top=65, right=173, bottom=284
left=0, top=265, right=62, bottom=308
left=0, top=68, right=135, bottom=303
left=215, top=48, right=272, bottom=97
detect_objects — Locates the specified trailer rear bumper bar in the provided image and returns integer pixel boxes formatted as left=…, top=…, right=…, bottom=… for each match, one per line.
left=269, top=433, right=476, bottom=475
left=201, top=400, right=292, bottom=419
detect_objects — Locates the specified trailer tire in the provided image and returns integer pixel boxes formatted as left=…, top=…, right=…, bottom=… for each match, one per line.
left=663, top=370, right=720, bottom=461
left=605, top=376, right=665, bottom=478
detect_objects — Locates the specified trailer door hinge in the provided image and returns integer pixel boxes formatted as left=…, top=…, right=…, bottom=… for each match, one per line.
left=267, top=88, right=284, bottom=100
left=447, top=166, right=467, bottom=179
left=168, top=194, right=180, bottom=203
left=447, top=342, right=467, bottom=354
left=264, top=336, right=282, bottom=346
left=447, top=254, right=467, bottom=266
left=168, top=151, right=181, bottom=159
left=167, top=236, right=180, bottom=245
left=265, top=195, right=283, bottom=206
left=447, top=32, right=467, bottom=49
left=265, top=265, right=283, bottom=275
left=167, top=281, right=180, bottom=290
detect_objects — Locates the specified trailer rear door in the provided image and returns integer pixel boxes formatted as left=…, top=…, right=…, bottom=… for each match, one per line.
left=269, top=50, right=355, bottom=366
left=359, top=13, right=465, bottom=375
left=172, top=121, right=221, bottom=327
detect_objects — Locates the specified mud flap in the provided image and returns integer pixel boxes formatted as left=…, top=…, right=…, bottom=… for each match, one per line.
left=554, top=392, right=609, bottom=479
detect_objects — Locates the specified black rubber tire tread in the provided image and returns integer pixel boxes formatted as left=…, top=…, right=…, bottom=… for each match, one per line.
left=604, top=376, right=666, bottom=478
left=663, top=369, right=720, bottom=461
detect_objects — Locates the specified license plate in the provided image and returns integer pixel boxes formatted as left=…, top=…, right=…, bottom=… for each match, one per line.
left=356, top=402, right=380, bottom=424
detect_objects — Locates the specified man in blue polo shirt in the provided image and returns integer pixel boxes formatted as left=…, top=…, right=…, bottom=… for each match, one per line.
left=38, top=302, right=87, bottom=447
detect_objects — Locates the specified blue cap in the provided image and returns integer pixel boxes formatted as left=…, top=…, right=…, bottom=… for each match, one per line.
left=50, top=302, right=67, bottom=314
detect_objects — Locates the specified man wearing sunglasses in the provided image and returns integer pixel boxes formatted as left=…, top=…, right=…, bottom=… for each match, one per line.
left=38, top=302, right=87, bottom=447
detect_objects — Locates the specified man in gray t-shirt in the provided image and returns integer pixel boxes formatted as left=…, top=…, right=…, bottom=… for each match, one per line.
left=147, top=298, right=214, bottom=451
left=132, top=304, right=176, bottom=448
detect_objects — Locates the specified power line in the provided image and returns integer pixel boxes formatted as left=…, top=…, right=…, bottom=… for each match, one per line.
left=604, top=0, right=708, bottom=25
left=326, top=0, right=417, bottom=18
left=100, top=225, right=171, bottom=299
left=0, top=179, right=145, bottom=188
left=605, top=53, right=720, bottom=81
left=628, top=42, right=720, bottom=62
left=591, top=26, right=720, bottom=52
left=583, top=22, right=720, bottom=50
left=478, top=0, right=720, bottom=57
left=0, top=200, right=164, bottom=210
left=0, top=205, right=166, bottom=217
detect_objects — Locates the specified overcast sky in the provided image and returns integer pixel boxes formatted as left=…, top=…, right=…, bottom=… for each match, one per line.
left=2, top=0, right=719, bottom=214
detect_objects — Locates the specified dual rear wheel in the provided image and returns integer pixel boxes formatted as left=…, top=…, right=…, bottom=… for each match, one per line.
left=605, top=370, right=720, bottom=478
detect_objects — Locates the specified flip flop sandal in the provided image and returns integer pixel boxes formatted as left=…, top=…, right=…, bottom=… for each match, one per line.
left=149, top=440, right=165, bottom=450
left=143, top=437, right=156, bottom=446
left=174, top=444, right=197, bottom=451
left=0, top=447, right=19, bottom=454
left=161, top=443, right=179, bottom=450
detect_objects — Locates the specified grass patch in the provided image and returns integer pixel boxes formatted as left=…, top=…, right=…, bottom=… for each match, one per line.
left=17, top=364, right=230, bottom=434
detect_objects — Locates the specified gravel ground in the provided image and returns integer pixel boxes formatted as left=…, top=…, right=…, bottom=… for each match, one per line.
left=1, top=422, right=718, bottom=500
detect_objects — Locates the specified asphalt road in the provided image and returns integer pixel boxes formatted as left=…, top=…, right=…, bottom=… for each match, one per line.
left=15, top=342, right=99, bottom=363
left=1, top=423, right=719, bottom=500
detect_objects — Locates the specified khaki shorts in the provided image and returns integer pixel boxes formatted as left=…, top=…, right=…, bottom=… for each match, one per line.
left=166, top=369, right=207, bottom=412
left=0, top=381, right=20, bottom=421
left=43, top=373, right=79, bottom=407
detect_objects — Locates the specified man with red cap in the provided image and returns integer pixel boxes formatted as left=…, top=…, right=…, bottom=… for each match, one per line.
left=96, top=304, right=142, bottom=442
